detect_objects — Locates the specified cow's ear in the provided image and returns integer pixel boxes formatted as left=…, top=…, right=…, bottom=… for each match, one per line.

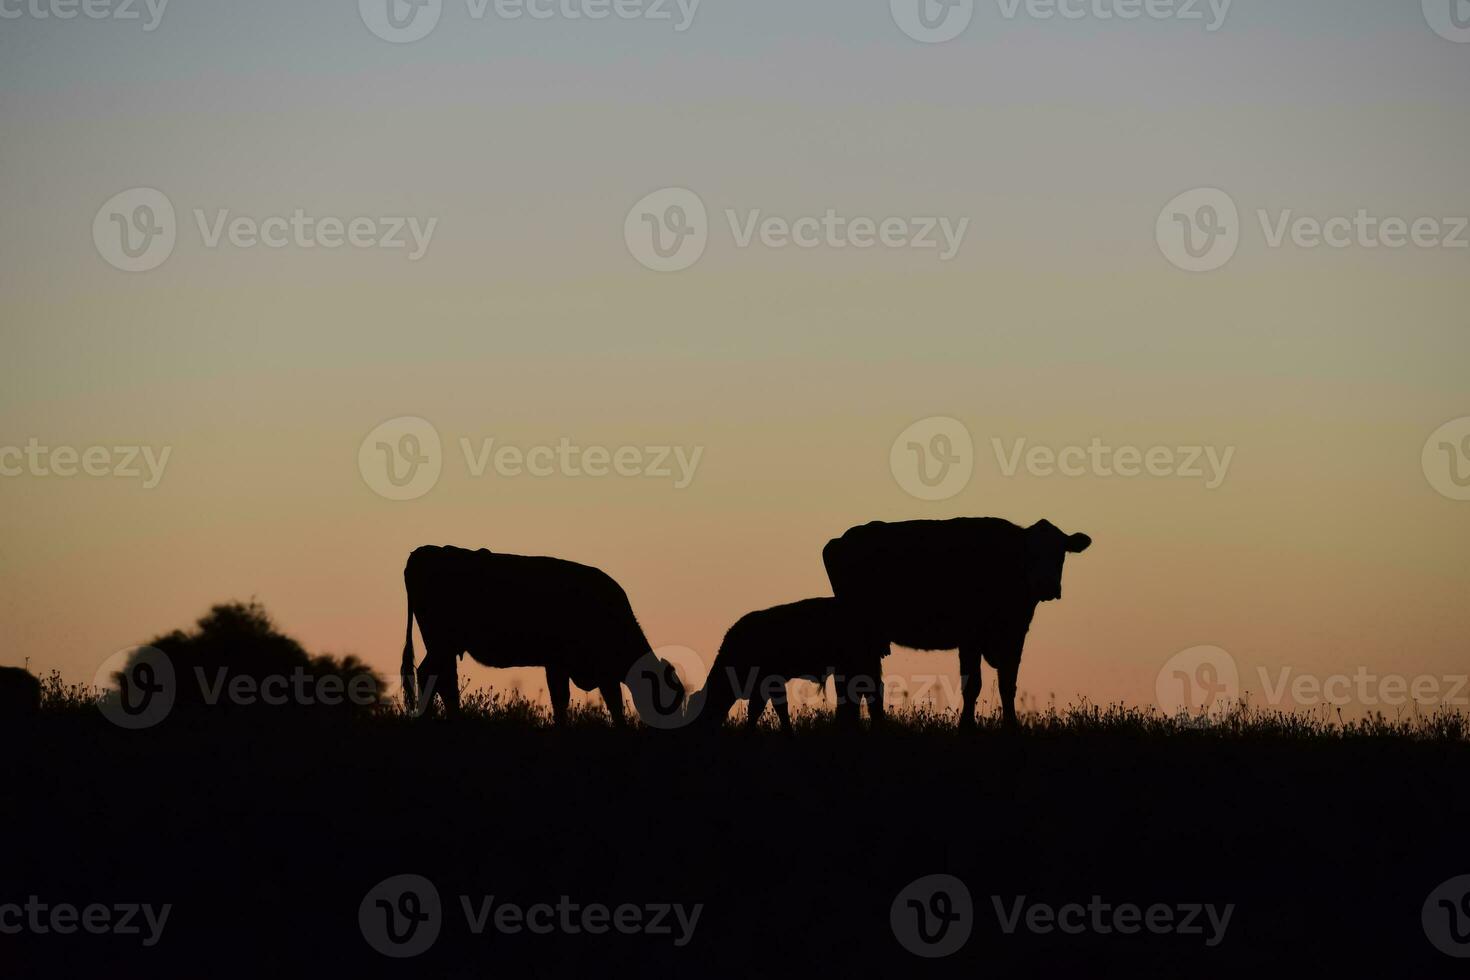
left=1066, top=532, right=1092, bottom=554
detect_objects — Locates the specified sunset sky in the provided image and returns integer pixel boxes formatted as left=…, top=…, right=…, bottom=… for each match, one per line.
left=2, top=0, right=1467, bottom=717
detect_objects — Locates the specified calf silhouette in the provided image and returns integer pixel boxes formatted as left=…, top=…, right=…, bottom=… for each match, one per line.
left=692, top=597, right=886, bottom=732
left=824, top=517, right=1091, bottom=729
left=401, top=545, right=685, bottom=726
left=0, top=667, right=41, bottom=718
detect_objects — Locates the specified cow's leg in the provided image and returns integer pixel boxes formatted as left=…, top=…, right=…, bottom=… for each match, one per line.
left=988, top=626, right=1029, bottom=730
left=417, top=648, right=460, bottom=717
left=834, top=673, right=861, bottom=730
left=997, top=663, right=1019, bottom=730
left=857, top=645, right=888, bottom=729
left=600, top=682, right=627, bottom=727
left=866, top=669, right=887, bottom=729
left=746, top=689, right=768, bottom=731
left=957, top=645, right=982, bottom=730
left=772, top=687, right=793, bottom=734
left=546, top=666, right=570, bottom=727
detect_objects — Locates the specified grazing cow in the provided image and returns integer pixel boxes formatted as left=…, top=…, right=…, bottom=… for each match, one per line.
left=401, top=546, right=685, bottom=726
left=691, top=597, right=886, bottom=733
left=823, top=518, right=1092, bottom=729
left=0, top=667, right=41, bottom=718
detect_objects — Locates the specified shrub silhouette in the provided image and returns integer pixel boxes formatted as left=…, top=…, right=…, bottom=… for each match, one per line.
left=124, top=600, right=383, bottom=715
left=0, top=666, right=41, bottom=718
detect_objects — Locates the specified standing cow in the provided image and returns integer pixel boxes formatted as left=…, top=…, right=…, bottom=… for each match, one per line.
left=401, top=546, right=685, bottom=726
left=823, top=518, right=1091, bottom=729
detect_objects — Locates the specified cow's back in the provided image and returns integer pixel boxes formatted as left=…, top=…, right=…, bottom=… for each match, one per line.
left=824, top=518, right=1032, bottom=647
left=404, top=546, right=645, bottom=678
left=719, top=597, right=859, bottom=678
left=408, top=545, right=631, bottom=619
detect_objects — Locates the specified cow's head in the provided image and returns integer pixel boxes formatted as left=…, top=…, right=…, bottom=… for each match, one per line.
left=625, top=651, right=688, bottom=728
left=1024, top=519, right=1092, bottom=602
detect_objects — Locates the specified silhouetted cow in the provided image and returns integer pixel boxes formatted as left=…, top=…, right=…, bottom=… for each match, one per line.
left=401, top=546, right=685, bottom=726
left=0, top=667, right=41, bottom=718
left=823, top=518, right=1091, bottom=729
left=691, top=597, right=886, bottom=733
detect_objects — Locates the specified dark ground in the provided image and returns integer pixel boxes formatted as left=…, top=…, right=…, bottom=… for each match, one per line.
left=3, top=711, right=1468, bottom=977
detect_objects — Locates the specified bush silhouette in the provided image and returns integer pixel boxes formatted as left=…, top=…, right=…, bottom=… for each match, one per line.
left=0, top=666, right=41, bottom=718
left=125, top=600, right=383, bottom=715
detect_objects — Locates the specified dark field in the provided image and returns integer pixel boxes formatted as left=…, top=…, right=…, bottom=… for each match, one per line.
left=4, top=697, right=1468, bottom=977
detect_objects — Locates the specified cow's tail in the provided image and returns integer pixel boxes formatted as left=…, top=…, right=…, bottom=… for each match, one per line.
left=401, top=573, right=417, bottom=714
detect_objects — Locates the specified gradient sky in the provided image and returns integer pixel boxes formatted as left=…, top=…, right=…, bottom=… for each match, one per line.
left=2, top=0, right=1467, bottom=717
